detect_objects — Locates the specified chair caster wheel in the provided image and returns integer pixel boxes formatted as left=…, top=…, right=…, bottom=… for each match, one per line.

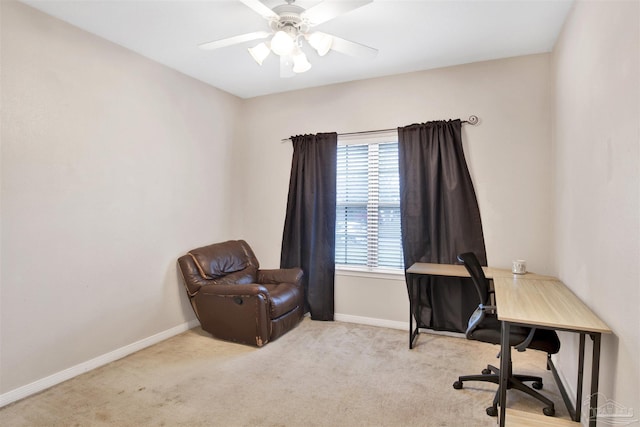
left=486, top=406, right=498, bottom=417
left=482, top=368, right=492, bottom=375
left=532, top=381, right=543, bottom=390
left=453, top=380, right=463, bottom=390
left=543, top=406, right=555, bottom=417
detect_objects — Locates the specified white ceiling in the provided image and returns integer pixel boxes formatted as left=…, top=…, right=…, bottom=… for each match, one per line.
left=21, top=0, right=574, bottom=99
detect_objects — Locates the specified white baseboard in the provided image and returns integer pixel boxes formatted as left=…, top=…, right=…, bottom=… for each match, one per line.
left=334, top=313, right=409, bottom=330
left=334, top=313, right=466, bottom=339
left=0, top=319, right=200, bottom=408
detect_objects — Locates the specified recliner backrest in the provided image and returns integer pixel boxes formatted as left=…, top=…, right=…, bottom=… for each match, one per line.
left=178, top=240, right=263, bottom=298
left=457, top=252, right=491, bottom=305
left=188, top=240, right=259, bottom=280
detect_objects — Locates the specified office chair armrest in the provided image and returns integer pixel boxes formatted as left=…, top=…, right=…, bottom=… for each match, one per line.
left=514, top=327, right=537, bottom=352
left=466, top=304, right=498, bottom=338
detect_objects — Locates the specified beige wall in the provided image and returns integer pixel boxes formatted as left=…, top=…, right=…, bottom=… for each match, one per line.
left=552, top=0, right=640, bottom=419
left=238, top=54, right=554, bottom=324
left=3, top=0, right=638, bottom=417
left=1, top=1, right=241, bottom=394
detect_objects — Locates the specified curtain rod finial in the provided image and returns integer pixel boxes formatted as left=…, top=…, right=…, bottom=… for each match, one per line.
left=467, top=115, right=479, bottom=125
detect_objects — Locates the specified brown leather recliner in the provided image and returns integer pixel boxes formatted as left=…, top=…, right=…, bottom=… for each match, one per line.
left=177, top=240, right=304, bottom=347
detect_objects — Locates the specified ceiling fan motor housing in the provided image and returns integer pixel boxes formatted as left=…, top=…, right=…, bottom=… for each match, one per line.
left=270, top=4, right=309, bottom=34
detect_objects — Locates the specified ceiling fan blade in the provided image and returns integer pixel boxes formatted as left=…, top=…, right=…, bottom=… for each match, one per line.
left=280, top=55, right=295, bottom=78
left=199, top=31, right=271, bottom=50
left=239, top=0, right=279, bottom=20
left=301, top=0, right=372, bottom=26
left=329, top=35, right=378, bottom=59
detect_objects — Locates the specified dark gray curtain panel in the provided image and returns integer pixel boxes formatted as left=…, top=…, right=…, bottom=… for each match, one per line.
left=398, top=120, right=486, bottom=333
left=280, top=133, right=337, bottom=321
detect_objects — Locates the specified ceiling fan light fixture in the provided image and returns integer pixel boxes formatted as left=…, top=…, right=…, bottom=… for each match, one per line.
left=248, top=42, right=271, bottom=65
left=270, top=30, right=295, bottom=56
left=292, top=51, right=312, bottom=73
left=307, top=32, right=333, bottom=56
left=197, top=0, right=378, bottom=78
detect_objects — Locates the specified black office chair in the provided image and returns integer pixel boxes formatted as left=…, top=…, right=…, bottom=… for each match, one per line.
left=452, top=252, right=560, bottom=417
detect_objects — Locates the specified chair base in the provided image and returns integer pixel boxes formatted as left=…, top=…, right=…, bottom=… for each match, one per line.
left=453, top=363, right=555, bottom=417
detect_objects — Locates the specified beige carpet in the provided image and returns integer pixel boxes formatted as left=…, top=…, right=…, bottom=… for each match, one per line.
left=0, top=318, right=570, bottom=426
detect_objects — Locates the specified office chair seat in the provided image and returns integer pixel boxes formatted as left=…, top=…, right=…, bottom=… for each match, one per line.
left=469, top=314, right=560, bottom=355
left=452, top=252, right=560, bottom=418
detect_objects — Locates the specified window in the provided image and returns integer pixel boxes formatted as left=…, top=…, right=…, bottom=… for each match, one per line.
left=335, top=132, right=404, bottom=271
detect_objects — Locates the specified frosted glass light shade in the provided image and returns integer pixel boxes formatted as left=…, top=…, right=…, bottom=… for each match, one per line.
left=292, top=51, right=312, bottom=73
left=270, top=31, right=295, bottom=56
left=307, top=32, right=333, bottom=56
left=248, top=42, right=271, bottom=65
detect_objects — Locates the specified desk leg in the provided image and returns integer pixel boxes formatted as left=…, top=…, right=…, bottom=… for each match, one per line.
left=409, top=273, right=421, bottom=349
left=576, top=333, right=586, bottom=422
left=409, top=274, right=414, bottom=349
left=498, top=321, right=510, bottom=427
left=588, top=333, right=602, bottom=427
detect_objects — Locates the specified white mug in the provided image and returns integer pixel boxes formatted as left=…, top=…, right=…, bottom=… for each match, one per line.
left=512, top=260, right=527, bottom=274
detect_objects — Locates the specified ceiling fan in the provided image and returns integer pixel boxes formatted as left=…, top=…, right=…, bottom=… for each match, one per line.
left=198, top=0, right=378, bottom=77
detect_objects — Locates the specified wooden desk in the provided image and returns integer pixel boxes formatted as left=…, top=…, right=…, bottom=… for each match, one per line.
left=493, top=278, right=611, bottom=334
left=406, top=262, right=556, bottom=281
left=405, top=263, right=471, bottom=348
left=493, top=276, right=611, bottom=427
left=405, top=262, right=612, bottom=427
left=405, top=262, right=556, bottom=348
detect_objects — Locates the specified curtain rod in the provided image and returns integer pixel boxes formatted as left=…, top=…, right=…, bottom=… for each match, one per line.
left=280, top=115, right=479, bottom=143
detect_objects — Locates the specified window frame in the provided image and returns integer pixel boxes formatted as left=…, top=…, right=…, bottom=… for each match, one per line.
left=335, top=131, right=404, bottom=277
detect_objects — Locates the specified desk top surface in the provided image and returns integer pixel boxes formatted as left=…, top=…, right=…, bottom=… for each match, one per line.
left=406, top=262, right=611, bottom=334
left=493, top=277, right=611, bottom=334
left=406, top=262, right=556, bottom=280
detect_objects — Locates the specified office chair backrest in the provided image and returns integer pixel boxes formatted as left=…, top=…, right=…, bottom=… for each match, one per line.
left=457, top=252, right=491, bottom=305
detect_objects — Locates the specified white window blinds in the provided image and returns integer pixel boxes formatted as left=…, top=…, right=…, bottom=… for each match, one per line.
left=336, top=137, right=404, bottom=270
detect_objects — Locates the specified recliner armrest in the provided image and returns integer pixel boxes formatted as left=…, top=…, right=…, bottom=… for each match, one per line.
left=199, top=283, right=270, bottom=297
left=258, top=268, right=303, bottom=285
